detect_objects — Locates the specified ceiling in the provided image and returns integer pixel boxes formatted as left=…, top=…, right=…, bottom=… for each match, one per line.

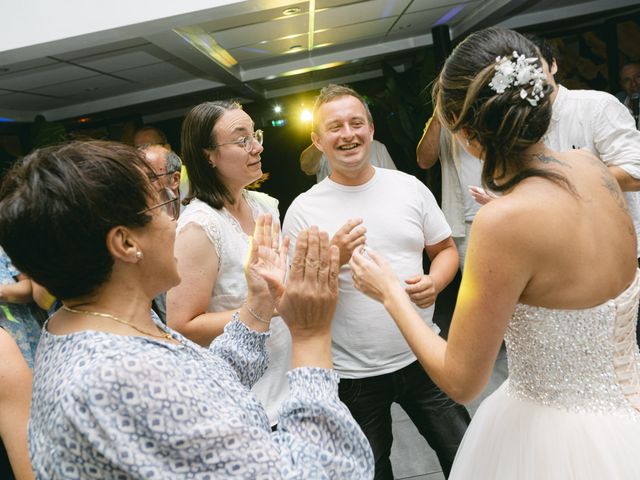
left=1, top=0, right=638, bottom=123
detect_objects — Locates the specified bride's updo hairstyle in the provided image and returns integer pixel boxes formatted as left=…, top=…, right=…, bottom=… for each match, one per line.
left=434, top=28, right=568, bottom=193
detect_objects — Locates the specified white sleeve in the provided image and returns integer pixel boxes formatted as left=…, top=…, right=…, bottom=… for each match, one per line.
left=282, top=197, right=311, bottom=255
left=592, top=96, right=640, bottom=179
left=415, top=178, right=452, bottom=246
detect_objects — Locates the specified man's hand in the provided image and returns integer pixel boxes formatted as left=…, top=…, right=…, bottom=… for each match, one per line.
left=404, top=274, right=437, bottom=308
left=330, top=218, right=367, bottom=266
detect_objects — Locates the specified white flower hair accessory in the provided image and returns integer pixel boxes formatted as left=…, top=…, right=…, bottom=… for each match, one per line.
left=488, top=51, right=547, bottom=106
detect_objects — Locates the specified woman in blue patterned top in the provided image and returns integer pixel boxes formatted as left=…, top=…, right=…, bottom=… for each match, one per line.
left=0, top=141, right=373, bottom=479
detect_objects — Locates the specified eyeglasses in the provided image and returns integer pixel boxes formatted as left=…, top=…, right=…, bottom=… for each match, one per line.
left=209, top=130, right=263, bottom=152
left=139, top=187, right=179, bottom=220
left=147, top=171, right=176, bottom=182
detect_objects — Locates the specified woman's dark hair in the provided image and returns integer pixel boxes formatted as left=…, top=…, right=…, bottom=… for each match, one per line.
left=0, top=141, right=155, bottom=300
left=434, top=27, right=571, bottom=193
left=181, top=100, right=242, bottom=209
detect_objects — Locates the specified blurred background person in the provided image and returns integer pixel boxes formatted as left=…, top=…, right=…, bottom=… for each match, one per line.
left=417, top=115, right=482, bottom=271
left=0, top=140, right=374, bottom=478
left=0, top=247, right=42, bottom=368
left=167, top=101, right=291, bottom=426
left=133, top=125, right=171, bottom=149
left=0, top=329, right=33, bottom=480
left=0, top=264, right=43, bottom=479
left=138, top=145, right=182, bottom=323
left=618, top=62, right=640, bottom=128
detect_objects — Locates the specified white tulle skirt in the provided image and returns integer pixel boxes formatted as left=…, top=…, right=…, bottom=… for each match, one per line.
left=450, top=381, right=640, bottom=479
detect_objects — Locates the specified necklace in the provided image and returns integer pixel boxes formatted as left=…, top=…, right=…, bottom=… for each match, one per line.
left=62, top=305, right=173, bottom=340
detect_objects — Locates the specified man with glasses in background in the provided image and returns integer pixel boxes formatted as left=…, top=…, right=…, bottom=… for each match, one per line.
left=139, top=142, right=182, bottom=324
left=140, top=144, right=183, bottom=203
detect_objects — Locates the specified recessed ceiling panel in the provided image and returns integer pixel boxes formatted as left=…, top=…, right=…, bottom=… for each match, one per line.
left=0, top=57, right=59, bottom=76
left=0, top=64, right=95, bottom=90
left=114, top=62, right=194, bottom=86
left=388, top=5, right=459, bottom=35
left=198, top=2, right=308, bottom=34
left=53, top=39, right=151, bottom=61
left=314, top=17, right=397, bottom=47
left=63, top=83, right=143, bottom=103
left=406, top=0, right=474, bottom=13
left=231, top=16, right=397, bottom=64
left=315, top=0, right=410, bottom=30
left=76, top=50, right=169, bottom=73
left=213, top=15, right=308, bottom=50
left=28, top=75, right=132, bottom=98
left=0, top=92, right=68, bottom=110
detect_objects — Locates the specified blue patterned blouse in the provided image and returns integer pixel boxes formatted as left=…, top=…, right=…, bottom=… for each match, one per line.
left=0, top=248, right=41, bottom=369
left=29, top=315, right=374, bottom=479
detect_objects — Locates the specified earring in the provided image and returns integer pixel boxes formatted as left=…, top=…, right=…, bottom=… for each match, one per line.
left=466, top=137, right=471, bottom=147
left=136, top=250, right=144, bottom=260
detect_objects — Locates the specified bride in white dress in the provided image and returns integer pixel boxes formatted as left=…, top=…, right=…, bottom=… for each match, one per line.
left=349, top=27, right=640, bottom=479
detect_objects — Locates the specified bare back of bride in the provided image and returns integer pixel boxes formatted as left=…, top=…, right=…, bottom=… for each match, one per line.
left=350, top=27, right=640, bottom=479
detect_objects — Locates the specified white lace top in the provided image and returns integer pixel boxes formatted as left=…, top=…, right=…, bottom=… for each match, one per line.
left=177, top=191, right=291, bottom=424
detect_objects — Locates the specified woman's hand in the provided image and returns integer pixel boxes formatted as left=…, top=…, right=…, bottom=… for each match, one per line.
left=468, top=186, right=497, bottom=205
left=349, top=247, right=405, bottom=305
left=258, top=227, right=339, bottom=338
left=245, top=213, right=288, bottom=306
left=257, top=227, right=339, bottom=369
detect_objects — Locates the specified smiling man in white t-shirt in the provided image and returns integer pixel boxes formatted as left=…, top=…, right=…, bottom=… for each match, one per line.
left=283, top=84, right=470, bottom=480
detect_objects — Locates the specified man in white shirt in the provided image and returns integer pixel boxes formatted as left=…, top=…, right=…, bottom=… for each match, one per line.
left=283, top=84, right=470, bottom=480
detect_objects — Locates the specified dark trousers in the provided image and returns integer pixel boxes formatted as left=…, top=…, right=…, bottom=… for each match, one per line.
left=338, top=360, right=470, bottom=480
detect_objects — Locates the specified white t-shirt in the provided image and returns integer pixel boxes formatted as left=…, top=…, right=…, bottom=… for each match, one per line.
left=283, top=168, right=451, bottom=378
left=544, top=85, right=640, bottom=256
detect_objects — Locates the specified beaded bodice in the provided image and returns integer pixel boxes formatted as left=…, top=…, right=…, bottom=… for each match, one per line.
left=505, top=271, right=640, bottom=418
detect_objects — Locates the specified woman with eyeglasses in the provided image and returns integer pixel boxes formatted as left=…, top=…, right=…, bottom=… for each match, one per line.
left=167, top=101, right=291, bottom=425
left=0, top=140, right=373, bottom=478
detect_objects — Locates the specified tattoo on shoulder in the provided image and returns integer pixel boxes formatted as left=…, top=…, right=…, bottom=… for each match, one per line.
left=601, top=174, right=635, bottom=235
left=534, top=153, right=571, bottom=168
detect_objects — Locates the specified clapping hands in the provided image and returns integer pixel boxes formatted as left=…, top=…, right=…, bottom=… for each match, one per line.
left=245, top=214, right=289, bottom=308
left=257, top=225, right=340, bottom=340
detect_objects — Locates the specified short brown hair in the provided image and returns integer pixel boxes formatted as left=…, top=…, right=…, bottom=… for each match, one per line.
left=312, top=84, right=373, bottom=133
left=0, top=141, right=155, bottom=300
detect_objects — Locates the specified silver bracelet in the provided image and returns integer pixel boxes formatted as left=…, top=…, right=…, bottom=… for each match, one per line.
left=243, top=302, right=270, bottom=324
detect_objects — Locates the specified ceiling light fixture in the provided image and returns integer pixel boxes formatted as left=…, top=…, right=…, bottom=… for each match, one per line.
left=300, top=108, right=312, bottom=122
left=174, top=26, right=238, bottom=69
